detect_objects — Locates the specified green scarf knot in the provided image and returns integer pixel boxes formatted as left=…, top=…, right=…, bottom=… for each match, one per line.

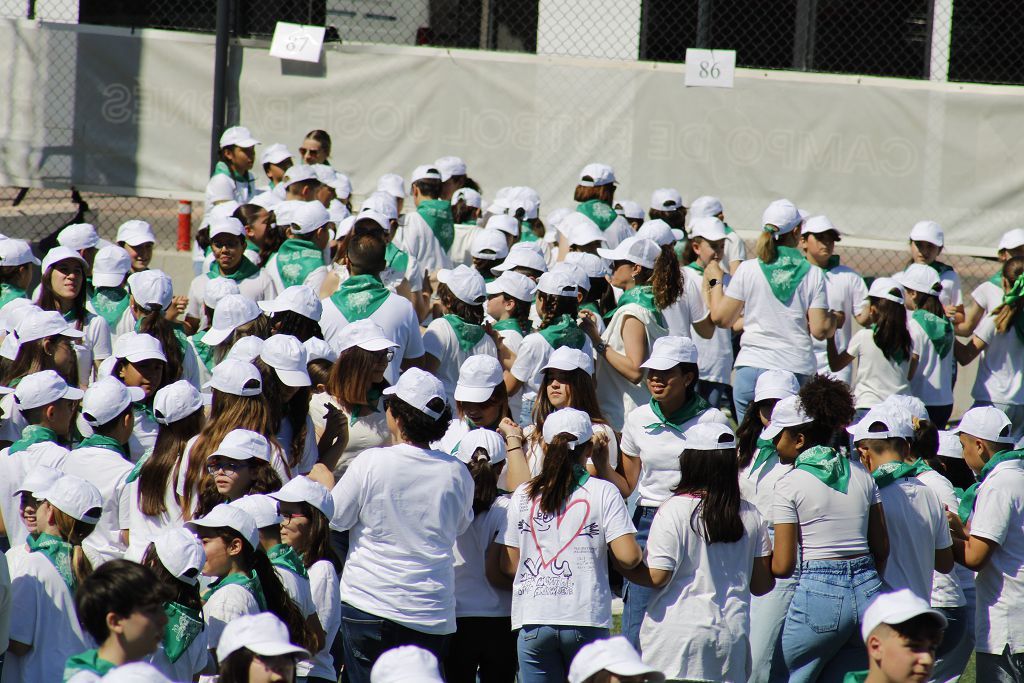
left=329, top=274, right=390, bottom=321
left=75, top=433, right=128, bottom=459
left=202, top=570, right=267, bottom=610
left=492, top=318, right=531, bottom=335
left=824, top=254, right=841, bottom=272
left=208, top=256, right=260, bottom=282
left=385, top=242, right=410, bottom=276
left=191, top=329, right=215, bottom=371
left=795, top=445, right=851, bottom=493
left=571, top=463, right=591, bottom=491
left=912, top=309, right=954, bottom=358
left=275, top=237, right=324, bottom=288
left=162, top=601, right=204, bottom=663
left=872, top=460, right=921, bottom=488
left=124, top=448, right=152, bottom=484
left=759, top=246, right=812, bottom=304
left=928, top=260, right=954, bottom=276
left=1000, top=273, right=1024, bottom=345
left=957, top=449, right=1024, bottom=524
left=90, top=286, right=130, bottom=329
left=10, top=424, right=62, bottom=454
left=751, top=437, right=778, bottom=472
left=576, top=199, right=617, bottom=231
left=605, top=284, right=665, bottom=327
left=349, top=384, right=385, bottom=426
left=443, top=314, right=486, bottom=352
left=63, top=649, right=116, bottom=681
left=417, top=199, right=455, bottom=251
left=29, top=532, right=77, bottom=592
left=643, top=393, right=711, bottom=433
left=537, top=314, right=586, bottom=350
left=268, top=543, right=309, bottom=578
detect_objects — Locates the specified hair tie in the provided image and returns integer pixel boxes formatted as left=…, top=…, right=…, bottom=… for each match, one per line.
left=762, top=224, right=780, bottom=235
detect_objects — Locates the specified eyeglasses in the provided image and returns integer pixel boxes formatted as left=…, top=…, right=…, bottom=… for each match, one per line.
left=278, top=510, right=308, bottom=520
left=206, top=460, right=250, bottom=475
left=374, top=349, right=395, bottom=362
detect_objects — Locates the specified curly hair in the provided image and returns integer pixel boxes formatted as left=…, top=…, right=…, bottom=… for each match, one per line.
left=788, top=374, right=856, bottom=449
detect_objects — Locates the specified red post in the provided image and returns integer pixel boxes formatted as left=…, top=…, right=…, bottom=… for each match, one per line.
left=177, top=200, right=192, bottom=251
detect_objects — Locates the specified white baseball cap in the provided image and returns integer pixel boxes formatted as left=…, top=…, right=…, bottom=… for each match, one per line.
left=689, top=216, right=727, bottom=242
left=310, top=164, right=338, bottom=186
left=356, top=205, right=394, bottom=231
left=485, top=214, right=519, bottom=237
left=434, top=155, right=467, bottom=181
left=11, top=309, right=84, bottom=349
left=868, top=277, right=905, bottom=304
left=410, top=165, right=442, bottom=184
left=187, top=503, right=260, bottom=549
left=568, top=636, right=665, bottom=683
left=437, top=265, right=487, bottom=305
left=470, top=230, right=510, bottom=261
left=113, top=332, right=168, bottom=364
left=546, top=207, right=573, bottom=232
left=289, top=201, right=331, bottom=235
left=376, top=173, right=406, bottom=199
left=682, top=423, right=736, bottom=451
left=153, top=379, right=205, bottom=425
left=543, top=407, right=593, bottom=447
left=761, top=199, right=801, bottom=234
left=219, top=126, right=259, bottom=148
left=937, top=430, right=964, bottom=459
left=211, top=429, right=271, bottom=462
left=260, top=334, right=311, bottom=387
left=281, top=164, right=318, bottom=190
left=382, top=367, right=447, bottom=420
left=100, top=662, right=174, bottom=682
left=127, top=269, right=173, bottom=311
left=38, top=473, right=102, bottom=523
left=152, top=527, right=205, bottom=585
left=209, top=216, right=245, bottom=240
left=614, top=200, right=645, bottom=221
left=861, top=589, right=947, bottom=643
left=636, top=219, right=676, bottom=247
left=641, top=336, right=699, bottom=370
left=15, top=369, right=84, bottom=410
left=226, top=336, right=264, bottom=363
left=536, top=270, right=578, bottom=298
left=304, top=337, right=337, bottom=363
left=650, top=188, right=684, bottom=212
left=597, top=237, right=660, bottom=270
left=564, top=252, right=612, bottom=278
left=551, top=262, right=590, bottom=294
left=217, top=612, right=309, bottom=663
left=271, top=475, right=335, bottom=518
left=560, top=213, right=606, bottom=247
left=910, top=220, right=944, bottom=247
left=81, top=377, right=145, bottom=427
left=249, top=191, right=281, bottom=212
left=898, top=263, right=943, bottom=296
left=370, top=645, right=443, bottom=683
left=761, top=395, right=811, bottom=441
left=91, top=246, right=132, bottom=288
left=15, top=465, right=63, bottom=497
left=848, top=406, right=914, bottom=442
left=491, top=245, right=548, bottom=274
left=506, top=192, right=539, bottom=221
left=116, top=220, right=156, bottom=246
left=542, top=346, right=594, bottom=375
left=953, top=406, right=1014, bottom=443
left=334, top=214, right=356, bottom=238
left=998, top=228, right=1024, bottom=252
left=209, top=201, right=241, bottom=222
left=0, top=300, right=37, bottom=340
left=203, top=294, right=262, bottom=346
left=687, top=196, right=724, bottom=222
left=0, top=238, right=40, bottom=267
left=58, top=223, right=100, bottom=251
left=205, top=278, right=241, bottom=312
left=456, top=428, right=507, bottom=465
left=335, top=319, right=399, bottom=355
left=205, top=358, right=263, bottom=397
left=41, top=246, right=86, bottom=275
left=802, top=215, right=841, bottom=237
left=451, top=187, right=482, bottom=209
left=454, top=355, right=504, bottom=403
left=260, top=143, right=292, bottom=166
left=259, top=285, right=323, bottom=322
left=578, top=163, right=616, bottom=187
left=230, top=493, right=283, bottom=528
left=485, top=271, right=537, bottom=302
left=754, top=369, right=800, bottom=402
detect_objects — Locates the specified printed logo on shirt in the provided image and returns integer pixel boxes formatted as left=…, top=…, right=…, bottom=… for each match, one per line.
left=514, top=498, right=601, bottom=598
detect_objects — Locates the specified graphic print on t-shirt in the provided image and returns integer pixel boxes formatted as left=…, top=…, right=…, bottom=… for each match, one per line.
left=517, top=498, right=601, bottom=596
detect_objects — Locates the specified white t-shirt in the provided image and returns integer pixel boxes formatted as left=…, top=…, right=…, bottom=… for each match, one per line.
left=772, top=461, right=881, bottom=561
left=0, top=442, right=69, bottom=548
left=147, top=623, right=210, bottom=683
left=203, top=582, right=261, bottom=650
left=422, top=317, right=499, bottom=407
left=972, top=315, right=1024, bottom=405
left=971, top=279, right=1003, bottom=316
left=61, top=445, right=134, bottom=565
left=640, top=496, right=771, bottom=683
left=895, top=264, right=961, bottom=307
left=502, top=477, right=635, bottom=629
left=661, top=274, right=708, bottom=340
left=128, top=406, right=160, bottom=463
left=454, top=496, right=513, bottom=618
left=908, top=316, right=955, bottom=406
left=739, top=447, right=792, bottom=528
left=331, top=443, right=474, bottom=635
left=494, top=325, right=525, bottom=419
left=69, top=313, right=112, bottom=386
left=726, top=258, right=828, bottom=376
left=309, top=393, right=391, bottom=479
left=299, top=559, right=341, bottom=680
left=845, top=327, right=917, bottom=409
left=185, top=270, right=278, bottom=327
left=450, top=223, right=484, bottom=267
left=510, top=332, right=594, bottom=404
left=275, top=564, right=316, bottom=622
left=395, top=211, right=453, bottom=274
left=620, top=403, right=730, bottom=507
left=121, top=459, right=185, bottom=561
left=682, top=267, right=733, bottom=385
left=0, top=393, right=26, bottom=443
left=723, top=230, right=747, bottom=272
left=811, top=265, right=868, bottom=383
left=915, top=468, right=967, bottom=608
left=969, top=459, right=1024, bottom=654
left=265, top=250, right=328, bottom=298
left=319, top=290, right=424, bottom=386
left=876, top=477, right=951, bottom=600
left=597, top=302, right=668, bottom=426
left=4, top=552, right=90, bottom=683
left=601, top=216, right=636, bottom=249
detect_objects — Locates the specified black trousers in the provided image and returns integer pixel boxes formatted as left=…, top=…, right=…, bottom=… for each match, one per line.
left=443, top=616, right=517, bottom=683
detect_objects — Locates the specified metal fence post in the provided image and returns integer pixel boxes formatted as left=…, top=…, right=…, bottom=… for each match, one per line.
left=210, top=0, right=231, bottom=174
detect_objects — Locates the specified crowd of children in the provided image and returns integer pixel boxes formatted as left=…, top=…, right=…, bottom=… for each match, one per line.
left=0, top=126, right=1021, bottom=683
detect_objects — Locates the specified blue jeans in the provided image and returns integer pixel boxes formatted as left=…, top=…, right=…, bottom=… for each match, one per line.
left=517, top=624, right=608, bottom=683
left=519, top=396, right=536, bottom=426
left=697, top=380, right=733, bottom=415
left=734, top=367, right=809, bottom=426
left=778, top=556, right=882, bottom=683
left=929, top=605, right=970, bottom=683
left=620, top=505, right=656, bottom=649
left=749, top=569, right=799, bottom=683
left=339, top=602, right=450, bottom=683
left=977, top=646, right=1024, bottom=683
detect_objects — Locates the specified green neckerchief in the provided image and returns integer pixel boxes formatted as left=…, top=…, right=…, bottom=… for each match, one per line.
left=134, top=401, right=156, bottom=424
left=385, top=242, right=410, bottom=276
left=871, top=460, right=922, bottom=489
left=213, top=160, right=255, bottom=198
left=824, top=254, right=841, bottom=272
left=644, top=393, right=711, bottom=433
left=349, top=384, right=385, bottom=426
left=90, top=286, right=130, bottom=329
left=758, top=246, right=812, bottom=304
left=571, top=463, right=591, bottom=491
left=723, top=223, right=735, bottom=235
left=928, top=260, right=954, bottom=276
left=28, top=532, right=76, bottom=592
left=124, top=448, right=152, bottom=484
left=751, top=437, right=778, bottom=472
left=537, top=314, right=586, bottom=350
left=519, top=223, right=539, bottom=243
left=275, top=237, right=324, bottom=288
left=202, top=570, right=267, bottom=610
left=492, top=318, right=531, bottom=335
left=605, top=284, right=665, bottom=327
left=957, top=449, right=1024, bottom=524
left=988, top=271, right=1003, bottom=286
left=1000, top=273, right=1024, bottom=345
left=267, top=543, right=309, bottom=578
left=63, top=649, right=116, bottom=681
left=62, top=307, right=85, bottom=324
left=192, top=329, right=215, bottom=371
left=163, top=601, right=204, bottom=664
left=842, top=672, right=867, bottom=683
left=685, top=262, right=704, bottom=274
left=579, top=301, right=601, bottom=319
left=795, top=445, right=850, bottom=494
left=208, top=256, right=260, bottom=282
left=576, top=199, right=617, bottom=231
left=329, top=273, right=390, bottom=321
left=443, top=314, right=486, bottom=352
left=912, top=309, right=954, bottom=358
left=870, top=324, right=908, bottom=364
left=10, top=425, right=62, bottom=454
left=0, top=282, right=27, bottom=309
left=75, top=433, right=128, bottom=459
left=246, top=239, right=260, bottom=253
left=417, top=199, right=455, bottom=251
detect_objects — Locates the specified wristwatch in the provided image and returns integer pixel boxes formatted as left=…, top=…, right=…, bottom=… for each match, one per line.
left=708, top=278, right=720, bottom=288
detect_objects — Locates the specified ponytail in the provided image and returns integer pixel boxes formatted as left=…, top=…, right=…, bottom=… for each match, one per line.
left=651, top=244, right=683, bottom=309
left=755, top=230, right=778, bottom=263
left=466, top=451, right=499, bottom=514
left=537, top=292, right=579, bottom=330
left=54, top=508, right=96, bottom=589
left=909, top=289, right=945, bottom=318
left=871, top=296, right=913, bottom=363
left=137, top=304, right=184, bottom=382
left=993, top=257, right=1024, bottom=335
left=239, top=536, right=316, bottom=652
left=526, top=433, right=590, bottom=515
left=736, top=398, right=774, bottom=469
left=910, top=418, right=941, bottom=469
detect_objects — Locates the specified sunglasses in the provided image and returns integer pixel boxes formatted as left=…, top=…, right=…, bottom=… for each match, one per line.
left=206, top=460, right=251, bottom=475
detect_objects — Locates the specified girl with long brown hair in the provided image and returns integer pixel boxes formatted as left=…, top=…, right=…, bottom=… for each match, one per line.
left=106, top=331, right=170, bottom=461
left=255, top=334, right=318, bottom=476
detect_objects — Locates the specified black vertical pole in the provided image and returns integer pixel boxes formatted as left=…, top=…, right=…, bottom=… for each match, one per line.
left=696, top=0, right=712, bottom=48
left=210, top=0, right=231, bottom=174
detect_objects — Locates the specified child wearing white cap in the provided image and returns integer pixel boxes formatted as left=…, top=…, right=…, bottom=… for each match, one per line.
left=259, top=285, right=323, bottom=343
left=186, top=277, right=240, bottom=380
left=256, top=334, right=320, bottom=478
left=897, top=220, right=962, bottom=310
left=5, top=474, right=101, bottom=683
left=207, top=125, right=259, bottom=208
left=484, top=271, right=536, bottom=367
left=954, top=257, right=1024, bottom=440
left=572, top=163, right=633, bottom=249
left=115, top=220, right=157, bottom=274
left=704, top=198, right=834, bottom=424
left=494, top=407, right=639, bottom=682
left=959, top=229, right=1024, bottom=336
left=568, top=636, right=664, bottom=683
left=946, top=406, right=1024, bottom=681
left=215, top=612, right=310, bottom=683
left=688, top=195, right=746, bottom=274
left=330, top=368, right=473, bottom=680
left=37, top=246, right=113, bottom=384
left=6, top=369, right=81, bottom=454
left=87, top=245, right=133, bottom=330
left=393, top=164, right=455, bottom=274
left=647, top=187, right=686, bottom=235
left=201, top=294, right=270, bottom=369
left=619, top=424, right=772, bottom=682
left=264, top=200, right=333, bottom=294
left=0, top=238, right=38, bottom=309
left=423, top=265, right=499, bottom=406
left=435, top=355, right=516, bottom=462
left=260, top=142, right=293, bottom=191
left=104, top=332, right=169, bottom=461
left=200, top=430, right=282, bottom=514
left=436, top=155, right=470, bottom=200
left=845, top=589, right=947, bottom=683
left=449, top=187, right=484, bottom=266
left=4, top=465, right=62, bottom=572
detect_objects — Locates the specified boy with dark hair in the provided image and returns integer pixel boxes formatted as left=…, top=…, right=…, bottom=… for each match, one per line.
left=845, top=589, right=947, bottom=683
left=394, top=165, right=453, bottom=274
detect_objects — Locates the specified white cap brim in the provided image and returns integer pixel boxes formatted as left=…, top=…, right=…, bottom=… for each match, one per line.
left=339, top=337, right=398, bottom=354
left=453, top=384, right=497, bottom=403
left=201, top=326, right=235, bottom=347
left=275, top=367, right=312, bottom=388
left=92, top=272, right=128, bottom=288
left=640, top=355, right=687, bottom=371
left=63, top=386, right=85, bottom=401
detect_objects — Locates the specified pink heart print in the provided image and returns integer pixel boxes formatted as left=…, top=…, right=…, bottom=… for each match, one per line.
left=528, top=497, right=591, bottom=570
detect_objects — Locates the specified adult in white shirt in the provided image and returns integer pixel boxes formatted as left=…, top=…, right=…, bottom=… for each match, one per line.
left=566, top=163, right=634, bottom=250
left=206, top=126, right=258, bottom=210
left=704, top=199, right=835, bottom=424
left=330, top=369, right=473, bottom=683
left=958, top=228, right=1024, bottom=335
left=394, top=166, right=454, bottom=274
